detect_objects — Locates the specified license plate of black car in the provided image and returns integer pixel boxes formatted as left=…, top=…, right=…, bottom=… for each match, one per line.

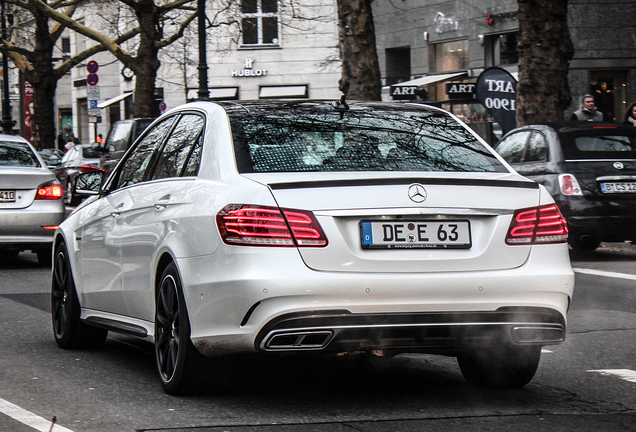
left=361, top=220, right=471, bottom=249
left=600, top=182, right=636, bottom=193
left=0, top=190, right=15, bottom=202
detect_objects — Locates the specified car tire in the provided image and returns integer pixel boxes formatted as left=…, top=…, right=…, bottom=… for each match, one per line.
left=568, top=235, right=601, bottom=252
left=36, top=248, right=52, bottom=267
left=457, top=343, right=541, bottom=388
left=51, top=242, right=108, bottom=349
left=155, top=262, right=232, bottom=395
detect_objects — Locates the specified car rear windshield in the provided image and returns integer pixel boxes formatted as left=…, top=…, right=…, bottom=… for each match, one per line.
left=227, top=103, right=506, bottom=173
left=81, top=146, right=101, bottom=159
left=0, top=142, right=40, bottom=167
left=561, top=131, right=636, bottom=160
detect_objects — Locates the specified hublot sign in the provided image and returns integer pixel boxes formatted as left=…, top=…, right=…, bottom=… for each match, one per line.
left=232, top=57, right=268, bottom=77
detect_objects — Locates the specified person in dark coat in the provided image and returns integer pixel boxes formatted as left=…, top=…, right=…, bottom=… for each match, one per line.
left=622, top=102, right=636, bottom=127
left=570, top=94, right=603, bottom=121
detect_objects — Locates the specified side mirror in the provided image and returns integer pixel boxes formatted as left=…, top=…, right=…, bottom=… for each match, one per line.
left=74, top=170, right=106, bottom=196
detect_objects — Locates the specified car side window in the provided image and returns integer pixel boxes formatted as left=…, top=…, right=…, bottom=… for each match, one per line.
left=114, top=116, right=175, bottom=189
left=182, top=134, right=203, bottom=177
left=150, top=114, right=205, bottom=180
left=495, top=131, right=531, bottom=164
left=525, top=131, right=548, bottom=162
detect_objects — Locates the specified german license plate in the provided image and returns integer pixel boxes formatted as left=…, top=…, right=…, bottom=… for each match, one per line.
left=0, top=190, right=15, bottom=202
left=600, top=182, right=636, bottom=193
left=361, top=220, right=471, bottom=249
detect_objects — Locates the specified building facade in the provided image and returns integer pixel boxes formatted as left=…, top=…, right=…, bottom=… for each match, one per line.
left=51, top=0, right=341, bottom=145
left=373, top=0, right=636, bottom=143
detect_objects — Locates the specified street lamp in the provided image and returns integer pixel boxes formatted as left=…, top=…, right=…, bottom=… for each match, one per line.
left=197, top=0, right=210, bottom=101
left=1, top=0, right=14, bottom=135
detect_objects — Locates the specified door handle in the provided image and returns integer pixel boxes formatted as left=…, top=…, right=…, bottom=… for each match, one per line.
left=154, top=195, right=171, bottom=211
left=111, top=202, right=124, bottom=217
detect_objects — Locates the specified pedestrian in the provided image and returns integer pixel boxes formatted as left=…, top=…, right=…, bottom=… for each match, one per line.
left=569, top=94, right=603, bottom=121
left=96, top=133, right=104, bottom=144
left=622, top=102, right=636, bottom=127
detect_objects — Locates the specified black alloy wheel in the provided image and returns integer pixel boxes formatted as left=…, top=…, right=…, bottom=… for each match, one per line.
left=155, top=262, right=232, bottom=395
left=51, top=242, right=107, bottom=349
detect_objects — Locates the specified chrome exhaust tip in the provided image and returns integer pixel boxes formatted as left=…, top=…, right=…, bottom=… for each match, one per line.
left=262, top=330, right=334, bottom=351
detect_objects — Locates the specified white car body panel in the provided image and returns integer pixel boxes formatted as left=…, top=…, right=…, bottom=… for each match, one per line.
left=54, top=101, right=574, bottom=381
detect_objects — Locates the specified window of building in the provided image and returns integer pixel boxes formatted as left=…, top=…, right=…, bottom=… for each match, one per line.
left=485, top=32, right=519, bottom=67
left=432, top=39, right=469, bottom=73
left=62, top=37, right=71, bottom=54
left=385, top=47, right=411, bottom=86
left=241, top=0, right=279, bottom=46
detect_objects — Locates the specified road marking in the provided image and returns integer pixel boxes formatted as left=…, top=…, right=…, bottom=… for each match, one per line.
left=0, top=398, right=74, bottom=432
left=572, top=268, right=636, bottom=281
left=588, top=369, right=636, bottom=383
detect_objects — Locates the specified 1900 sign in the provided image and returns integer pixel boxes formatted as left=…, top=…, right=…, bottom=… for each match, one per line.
left=476, top=67, right=517, bottom=134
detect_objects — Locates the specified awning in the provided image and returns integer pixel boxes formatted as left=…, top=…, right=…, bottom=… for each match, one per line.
left=391, top=72, right=467, bottom=88
left=187, top=87, right=239, bottom=101
left=259, top=85, right=308, bottom=99
left=97, top=92, right=133, bottom=108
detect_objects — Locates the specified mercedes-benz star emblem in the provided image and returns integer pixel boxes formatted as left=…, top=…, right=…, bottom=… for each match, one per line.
left=408, top=184, right=427, bottom=203
left=613, top=162, right=624, bottom=170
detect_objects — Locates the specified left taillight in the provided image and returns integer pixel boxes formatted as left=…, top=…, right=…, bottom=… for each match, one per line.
left=217, top=204, right=328, bottom=247
left=35, top=181, right=63, bottom=200
left=505, top=204, right=568, bottom=245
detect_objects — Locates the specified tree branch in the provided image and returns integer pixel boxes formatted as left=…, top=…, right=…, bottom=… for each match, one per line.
left=157, top=10, right=196, bottom=48
left=25, top=0, right=136, bottom=65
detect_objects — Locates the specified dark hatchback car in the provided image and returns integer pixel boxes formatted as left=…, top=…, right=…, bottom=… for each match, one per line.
left=494, top=122, right=636, bottom=251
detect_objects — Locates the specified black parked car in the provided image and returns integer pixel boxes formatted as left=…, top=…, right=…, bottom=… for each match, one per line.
left=494, top=122, right=636, bottom=251
left=98, top=118, right=154, bottom=173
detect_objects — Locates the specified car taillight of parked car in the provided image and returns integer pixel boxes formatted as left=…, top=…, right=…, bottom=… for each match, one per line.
left=558, top=174, right=583, bottom=196
left=35, top=182, right=63, bottom=200
left=505, top=204, right=568, bottom=245
left=217, top=204, right=328, bottom=247
left=80, top=164, right=103, bottom=173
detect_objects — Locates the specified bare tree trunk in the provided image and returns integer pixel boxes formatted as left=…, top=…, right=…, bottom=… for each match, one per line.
left=336, top=0, right=381, bottom=101
left=516, top=0, right=574, bottom=125
left=130, top=0, right=161, bottom=118
left=27, top=12, right=58, bottom=149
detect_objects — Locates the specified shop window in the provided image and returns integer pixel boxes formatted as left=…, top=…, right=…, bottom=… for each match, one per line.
left=241, top=0, right=279, bottom=46
left=385, top=47, right=411, bottom=86
left=432, top=39, right=468, bottom=73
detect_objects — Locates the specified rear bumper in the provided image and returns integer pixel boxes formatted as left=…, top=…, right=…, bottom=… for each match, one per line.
left=255, top=307, right=565, bottom=355
left=556, top=196, right=636, bottom=241
left=180, top=243, right=574, bottom=358
left=0, top=202, right=64, bottom=250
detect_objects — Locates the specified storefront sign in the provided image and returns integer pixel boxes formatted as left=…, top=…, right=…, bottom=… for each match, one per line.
left=391, top=85, right=418, bottom=100
left=476, top=67, right=517, bottom=134
left=231, top=57, right=267, bottom=77
left=446, top=83, right=476, bottom=100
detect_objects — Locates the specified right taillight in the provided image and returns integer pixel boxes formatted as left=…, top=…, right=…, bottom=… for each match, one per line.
left=506, top=204, right=568, bottom=245
left=558, top=174, right=582, bottom=195
left=216, top=204, right=328, bottom=247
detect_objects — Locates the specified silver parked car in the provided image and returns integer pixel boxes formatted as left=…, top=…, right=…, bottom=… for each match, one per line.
left=52, top=100, right=574, bottom=394
left=0, top=135, right=65, bottom=265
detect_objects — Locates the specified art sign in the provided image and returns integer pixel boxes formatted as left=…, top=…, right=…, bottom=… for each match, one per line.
left=475, top=67, right=517, bottom=134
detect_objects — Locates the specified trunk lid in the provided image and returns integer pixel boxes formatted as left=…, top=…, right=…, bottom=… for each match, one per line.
left=0, top=168, right=57, bottom=209
left=244, top=172, right=540, bottom=273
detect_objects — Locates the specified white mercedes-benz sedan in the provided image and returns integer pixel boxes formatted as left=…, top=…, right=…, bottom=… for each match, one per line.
left=51, top=100, right=574, bottom=395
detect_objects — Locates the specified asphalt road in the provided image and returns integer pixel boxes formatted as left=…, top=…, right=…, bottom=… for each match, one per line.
left=0, top=243, right=634, bottom=432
